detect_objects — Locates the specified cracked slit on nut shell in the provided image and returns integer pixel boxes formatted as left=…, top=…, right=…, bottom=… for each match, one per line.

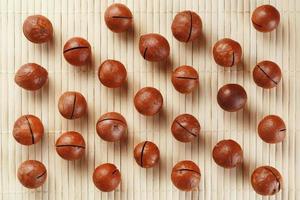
left=175, top=76, right=198, bottom=80
left=112, top=169, right=119, bottom=175
left=97, top=118, right=126, bottom=126
left=111, top=16, right=132, bottom=19
left=256, top=65, right=278, bottom=85
left=230, top=52, right=235, bottom=67
left=36, top=171, right=46, bottom=179
left=70, top=93, right=77, bottom=119
left=140, top=141, right=148, bottom=167
left=177, top=168, right=200, bottom=175
left=143, top=47, right=148, bottom=59
left=175, top=120, right=197, bottom=137
left=186, top=11, right=193, bottom=42
left=56, top=144, right=85, bottom=149
left=63, top=46, right=89, bottom=53
left=25, top=116, right=35, bottom=144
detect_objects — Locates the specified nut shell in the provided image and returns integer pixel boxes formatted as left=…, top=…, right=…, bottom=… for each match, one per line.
left=15, top=63, right=48, bottom=91
left=104, top=3, right=133, bottom=33
left=171, top=11, right=202, bottom=42
left=171, top=65, right=199, bottom=94
left=213, top=38, right=242, bottom=67
left=134, top=141, right=160, bottom=168
left=98, top=60, right=127, bottom=88
left=93, top=163, right=121, bottom=192
left=58, top=91, right=87, bottom=119
left=258, top=115, right=286, bottom=143
left=96, top=112, right=127, bottom=142
left=251, top=5, right=280, bottom=32
left=217, top=84, right=247, bottom=112
left=23, top=15, right=53, bottom=43
left=253, top=61, right=282, bottom=89
left=55, top=131, right=86, bottom=160
left=139, top=33, right=170, bottom=62
left=251, top=166, right=283, bottom=195
left=134, top=87, right=163, bottom=116
left=171, top=160, right=201, bottom=191
left=17, top=160, right=47, bottom=189
left=171, top=114, right=200, bottom=142
left=212, top=139, right=243, bottom=168
left=13, top=115, right=44, bottom=145
left=63, top=37, right=91, bottom=66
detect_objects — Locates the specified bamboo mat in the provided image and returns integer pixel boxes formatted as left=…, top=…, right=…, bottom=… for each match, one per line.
left=0, top=0, right=299, bottom=199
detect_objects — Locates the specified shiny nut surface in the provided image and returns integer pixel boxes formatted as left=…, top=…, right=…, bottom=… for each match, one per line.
left=17, top=160, right=47, bottom=189
left=134, top=141, right=160, bottom=168
left=15, top=63, right=48, bottom=91
left=13, top=115, right=44, bottom=145
left=104, top=3, right=133, bottom=33
left=93, top=163, right=121, bottom=192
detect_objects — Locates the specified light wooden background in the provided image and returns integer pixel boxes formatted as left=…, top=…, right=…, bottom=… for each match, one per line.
left=0, top=0, right=299, bottom=199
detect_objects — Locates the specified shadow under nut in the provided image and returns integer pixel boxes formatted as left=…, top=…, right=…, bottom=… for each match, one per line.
left=96, top=112, right=128, bottom=142
left=55, top=131, right=86, bottom=160
left=171, top=114, right=200, bottom=142
left=17, top=160, right=47, bottom=189
left=15, top=63, right=48, bottom=91
left=13, top=115, right=44, bottom=145
left=134, top=141, right=160, bottom=168
left=139, top=33, right=170, bottom=62
left=63, top=37, right=91, bottom=66
left=58, top=91, right=87, bottom=119
left=171, top=160, right=201, bottom=191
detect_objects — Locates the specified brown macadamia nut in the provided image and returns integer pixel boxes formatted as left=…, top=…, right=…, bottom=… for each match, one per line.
left=251, top=166, right=283, bottom=195
left=212, top=139, right=243, bottom=168
left=139, top=33, right=170, bottom=62
left=55, top=131, right=86, bottom=160
left=253, top=61, right=282, bottom=89
left=104, top=3, right=133, bottom=33
left=96, top=112, right=127, bottom=142
left=171, top=114, right=200, bottom=142
left=171, top=65, right=199, bottom=94
left=217, top=84, right=247, bottom=112
left=13, top=115, right=44, bottom=145
left=23, top=15, right=53, bottom=43
left=15, top=63, right=48, bottom=91
left=58, top=91, right=87, bottom=119
left=134, top=87, right=163, bottom=116
left=213, top=38, right=242, bottom=67
left=98, top=60, right=127, bottom=88
left=171, top=160, right=201, bottom=191
left=17, top=160, right=47, bottom=188
left=93, top=163, right=121, bottom=192
left=63, top=37, right=91, bottom=66
left=171, top=10, right=202, bottom=42
left=134, top=141, right=160, bottom=168
left=258, top=115, right=286, bottom=143
left=252, top=5, right=280, bottom=32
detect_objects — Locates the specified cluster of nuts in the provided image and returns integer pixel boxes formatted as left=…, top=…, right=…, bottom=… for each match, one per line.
left=13, top=3, right=285, bottom=196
